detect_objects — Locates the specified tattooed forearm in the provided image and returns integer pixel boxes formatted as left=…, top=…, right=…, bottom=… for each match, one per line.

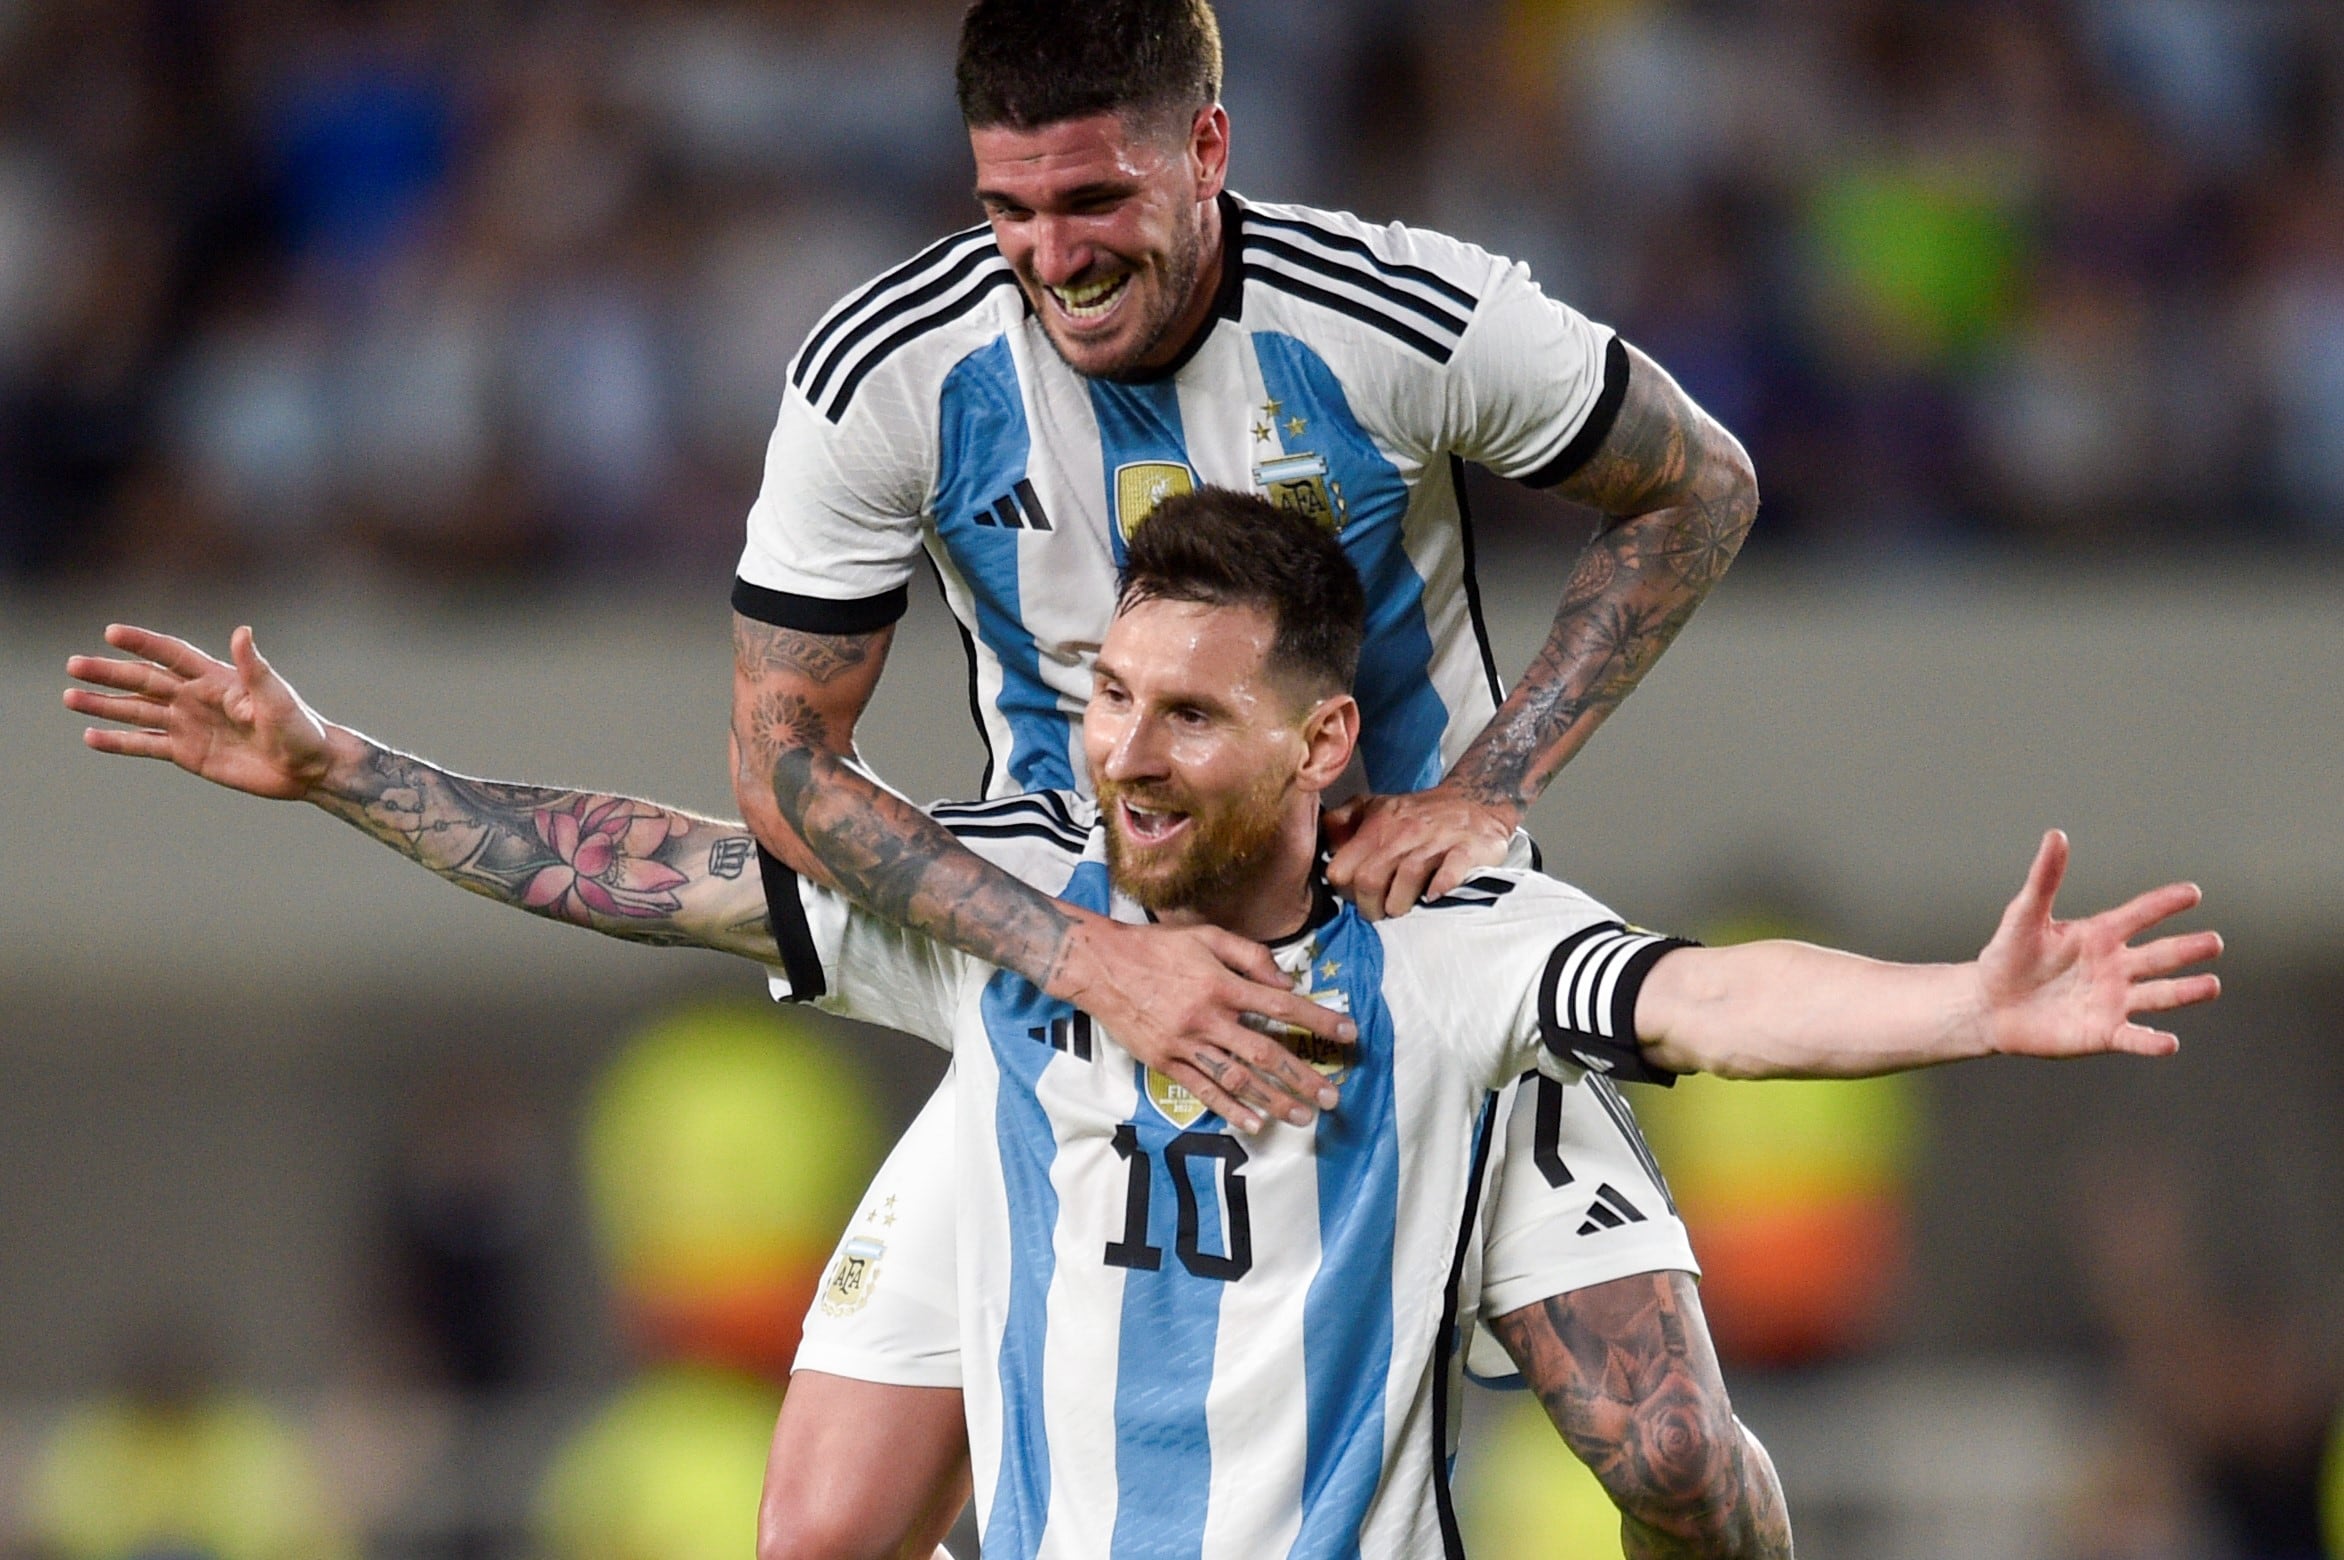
left=734, top=623, right=881, bottom=686
left=310, top=742, right=780, bottom=962
left=1446, top=345, right=1757, bottom=817
left=1490, top=1271, right=1792, bottom=1558
left=766, top=739, right=1075, bottom=987
left=731, top=614, right=1079, bottom=989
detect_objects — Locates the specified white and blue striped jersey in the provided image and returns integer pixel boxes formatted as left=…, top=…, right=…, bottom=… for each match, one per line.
left=761, top=794, right=1688, bottom=1558
left=732, top=193, right=1625, bottom=798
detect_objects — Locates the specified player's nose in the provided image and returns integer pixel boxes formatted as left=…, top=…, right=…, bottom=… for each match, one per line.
left=1028, top=216, right=1092, bottom=287
left=1098, top=716, right=1168, bottom=782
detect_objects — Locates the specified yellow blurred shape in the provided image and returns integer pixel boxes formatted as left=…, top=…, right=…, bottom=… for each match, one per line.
left=31, top=1394, right=353, bottom=1560
left=536, top=1363, right=784, bottom=1560
left=2322, top=1401, right=2342, bottom=1559
left=585, top=1001, right=878, bottom=1293
left=1458, top=1390, right=1622, bottom=1558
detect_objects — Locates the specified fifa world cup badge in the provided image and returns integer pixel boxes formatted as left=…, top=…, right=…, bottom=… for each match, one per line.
left=1114, top=461, right=1197, bottom=540
left=820, top=1236, right=886, bottom=1316
left=1144, top=1069, right=1210, bottom=1129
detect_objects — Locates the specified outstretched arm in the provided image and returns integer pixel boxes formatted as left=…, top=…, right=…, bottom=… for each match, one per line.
left=67, top=624, right=777, bottom=962
left=732, top=613, right=1353, bottom=1134
left=1328, top=345, right=1758, bottom=917
left=1636, top=830, right=2223, bottom=1079
left=1490, top=1272, right=1793, bottom=1559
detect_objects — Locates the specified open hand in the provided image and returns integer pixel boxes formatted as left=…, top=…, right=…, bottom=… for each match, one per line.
left=1053, top=916, right=1357, bottom=1134
left=1979, top=830, right=2222, bottom=1059
left=1323, top=783, right=1517, bottom=920
left=65, top=624, right=344, bottom=801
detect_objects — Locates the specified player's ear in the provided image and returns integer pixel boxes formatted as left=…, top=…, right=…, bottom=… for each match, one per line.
left=1295, top=694, right=1357, bottom=793
left=1188, top=103, right=1229, bottom=199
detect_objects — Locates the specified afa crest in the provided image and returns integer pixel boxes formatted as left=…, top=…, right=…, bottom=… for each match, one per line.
left=1252, top=451, right=1344, bottom=531
left=1114, top=461, right=1197, bottom=540
left=819, top=1236, right=886, bottom=1317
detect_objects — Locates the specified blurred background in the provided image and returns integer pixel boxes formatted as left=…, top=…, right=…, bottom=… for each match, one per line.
left=0, top=0, right=2340, bottom=1555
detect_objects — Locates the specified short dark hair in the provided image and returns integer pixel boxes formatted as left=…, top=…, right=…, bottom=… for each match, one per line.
left=1118, top=488, right=1365, bottom=701
left=956, top=0, right=1222, bottom=133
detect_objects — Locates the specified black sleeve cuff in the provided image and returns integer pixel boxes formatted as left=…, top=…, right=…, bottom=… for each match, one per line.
left=757, top=845, right=828, bottom=1001
left=1536, top=923, right=1695, bottom=1086
left=732, top=578, right=909, bottom=636
left=1521, top=335, right=1631, bottom=489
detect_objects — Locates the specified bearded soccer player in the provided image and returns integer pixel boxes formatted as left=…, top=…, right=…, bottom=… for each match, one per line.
left=725, top=0, right=1768, bottom=1552
left=71, top=492, right=2220, bottom=1556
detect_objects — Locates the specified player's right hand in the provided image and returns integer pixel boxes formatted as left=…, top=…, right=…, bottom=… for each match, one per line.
left=1050, top=915, right=1356, bottom=1134
left=65, top=624, right=350, bottom=801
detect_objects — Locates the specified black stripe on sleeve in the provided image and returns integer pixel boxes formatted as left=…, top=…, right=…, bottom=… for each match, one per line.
left=731, top=578, right=909, bottom=636
left=1240, top=233, right=1473, bottom=336
left=801, top=244, right=1004, bottom=406
left=1536, top=926, right=1695, bottom=1086
left=1241, top=210, right=1480, bottom=312
left=818, top=267, right=1023, bottom=421
left=757, top=845, right=827, bottom=1002
left=1521, top=334, right=1632, bottom=489
left=789, top=226, right=991, bottom=393
left=1240, top=266, right=1456, bottom=363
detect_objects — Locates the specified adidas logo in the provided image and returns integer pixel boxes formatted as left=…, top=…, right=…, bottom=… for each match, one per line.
left=1028, top=1012, right=1095, bottom=1061
left=973, top=479, right=1052, bottom=531
left=1576, top=1183, right=1647, bottom=1236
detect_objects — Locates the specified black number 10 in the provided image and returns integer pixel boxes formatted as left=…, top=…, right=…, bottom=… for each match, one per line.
left=1103, top=1126, right=1254, bottom=1282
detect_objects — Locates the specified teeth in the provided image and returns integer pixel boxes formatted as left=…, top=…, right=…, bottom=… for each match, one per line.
left=1050, top=273, right=1128, bottom=318
left=1122, top=801, right=1184, bottom=840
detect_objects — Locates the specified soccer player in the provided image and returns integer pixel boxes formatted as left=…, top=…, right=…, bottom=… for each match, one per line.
left=68, top=492, right=2220, bottom=1557
left=727, top=1, right=1767, bottom=1550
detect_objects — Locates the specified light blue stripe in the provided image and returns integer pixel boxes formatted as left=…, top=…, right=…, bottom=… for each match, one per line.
left=934, top=337, right=1077, bottom=792
left=1292, top=906, right=1398, bottom=1558
left=1251, top=333, right=1448, bottom=793
left=1084, top=377, right=1193, bottom=570
left=1107, top=1070, right=1227, bottom=1559
left=980, top=860, right=1114, bottom=1554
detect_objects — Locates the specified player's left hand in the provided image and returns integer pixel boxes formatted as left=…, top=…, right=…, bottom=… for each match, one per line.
left=1323, top=783, right=1517, bottom=920
left=1977, top=829, right=2223, bottom=1059
left=65, top=623, right=349, bottom=800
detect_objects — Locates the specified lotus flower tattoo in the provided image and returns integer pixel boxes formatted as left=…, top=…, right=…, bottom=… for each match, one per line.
left=522, top=796, right=690, bottom=923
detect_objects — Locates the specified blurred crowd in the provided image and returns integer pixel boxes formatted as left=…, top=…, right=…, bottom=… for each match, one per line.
left=1, top=0, right=2341, bottom=588
left=0, top=0, right=972, bottom=586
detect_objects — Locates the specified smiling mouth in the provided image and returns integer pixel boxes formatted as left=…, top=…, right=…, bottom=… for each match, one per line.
left=1046, top=272, right=1131, bottom=323
left=1117, top=797, right=1189, bottom=846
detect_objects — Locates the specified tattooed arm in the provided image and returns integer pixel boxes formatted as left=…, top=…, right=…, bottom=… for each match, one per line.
left=1488, top=1272, right=1794, bottom=1559
left=1327, top=345, right=1757, bottom=917
left=66, top=624, right=776, bottom=961
left=731, top=612, right=1354, bottom=1134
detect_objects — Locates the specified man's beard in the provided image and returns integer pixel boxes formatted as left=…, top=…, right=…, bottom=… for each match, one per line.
left=1101, top=765, right=1288, bottom=916
left=1033, top=209, right=1206, bottom=381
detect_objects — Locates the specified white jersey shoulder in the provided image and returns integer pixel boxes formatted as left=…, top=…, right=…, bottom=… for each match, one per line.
left=785, top=223, right=1023, bottom=431
left=1375, top=867, right=1681, bottom=1086
left=1231, top=196, right=1619, bottom=482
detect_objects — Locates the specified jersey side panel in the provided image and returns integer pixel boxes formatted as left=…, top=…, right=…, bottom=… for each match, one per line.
left=931, top=337, right=1081, bottom=792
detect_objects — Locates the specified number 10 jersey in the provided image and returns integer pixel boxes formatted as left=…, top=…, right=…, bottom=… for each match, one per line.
left=762, top=793, right=1691, bottom=1560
